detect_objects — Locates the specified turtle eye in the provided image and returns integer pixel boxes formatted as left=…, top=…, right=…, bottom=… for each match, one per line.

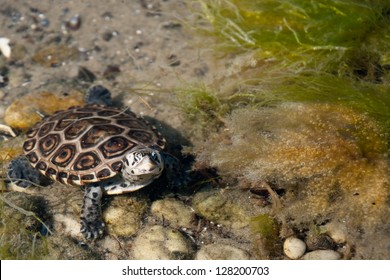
left=150, top=152, right=160, bottom=163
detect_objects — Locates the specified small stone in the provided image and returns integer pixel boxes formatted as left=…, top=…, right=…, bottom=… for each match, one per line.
left=65, top=15, right=82, bottom=31
left=151, top=198, right=194, bottom=228
left=302, top=249, right=341, bottom=260
left=132, top=225, right=193, bottom=260
left=283, top=236, right=306, bottom=259
left=103, top=195, right=148, bottom=237
left=195, top=243, right=250, bottom=260
left=4, top=90, right=85, bottom=130
left=323, top=221, right=347, bottom=244
left=0, top=37, right=11, bottom=58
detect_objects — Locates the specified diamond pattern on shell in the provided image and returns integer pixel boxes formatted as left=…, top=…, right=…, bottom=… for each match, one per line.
left=23, top=105, right=166, bottom=186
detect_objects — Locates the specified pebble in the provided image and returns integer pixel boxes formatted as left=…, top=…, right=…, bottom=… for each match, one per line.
left=4, top=90, right=85, bottom=130
left=323, top=221, right=347, bottom=244
left=65, top=15, right=82, bottom=31
left=192, top=187, right=255, bottom=230
left=195, top=243, right=250, bottom=260
left=0, top=37, right=11, bottom=58
left=150, top=198, right=194, bottom=228
left=131, top=225, right=193, bottom=260
left=302, top=249, right=341, bottom=260
left=283, top=236, right=306, bottom=259
left=103, top=195, right=148, bottom=237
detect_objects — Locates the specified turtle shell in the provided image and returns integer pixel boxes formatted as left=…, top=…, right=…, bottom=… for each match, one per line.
left=22, top=105, right=166, bottom=186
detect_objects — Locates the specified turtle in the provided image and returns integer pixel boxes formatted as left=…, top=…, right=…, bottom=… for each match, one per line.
left=7, top=85, right=183, bottom=240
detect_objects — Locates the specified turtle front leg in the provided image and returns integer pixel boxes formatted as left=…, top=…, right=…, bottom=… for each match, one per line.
left=80, top=184, right=105, bottom=240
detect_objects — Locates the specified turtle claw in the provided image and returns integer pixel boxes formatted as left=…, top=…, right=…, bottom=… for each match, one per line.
left=80, top=219, right=105, bottom=240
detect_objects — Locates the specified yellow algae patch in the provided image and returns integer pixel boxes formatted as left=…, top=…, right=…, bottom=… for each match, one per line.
left=4, top=91, right=85, bottom=130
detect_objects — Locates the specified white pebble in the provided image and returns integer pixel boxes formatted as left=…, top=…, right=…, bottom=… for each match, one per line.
left=283, top=236, right=306, bottom=259
left=302, top=249, right=341, bottom=260
left=0, top=37, right=11, bottom=58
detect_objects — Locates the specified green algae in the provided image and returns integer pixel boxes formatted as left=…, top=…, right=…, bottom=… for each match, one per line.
left=175, top=85, right=229, bottom=136
left=250, top=214, right=278, bottom=237
left=250, top=214, right=281, bottom=259
left=194, top=0, right=390, bottom=76
left=181, top=0, right=390, bottom=133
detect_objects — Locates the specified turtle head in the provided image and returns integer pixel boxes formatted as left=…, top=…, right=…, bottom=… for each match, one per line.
left=121, top=147, right=164, bottom=187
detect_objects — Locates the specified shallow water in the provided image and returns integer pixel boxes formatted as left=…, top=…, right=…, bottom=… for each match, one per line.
left=0, top=0, right=389, bottom=260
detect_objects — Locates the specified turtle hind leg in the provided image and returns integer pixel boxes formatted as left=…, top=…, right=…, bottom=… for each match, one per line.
left=80, top=184, right=105, bottom=240
left=7, top=156, right=42, bottom=188
left=86, top=85, right=113, bottom=106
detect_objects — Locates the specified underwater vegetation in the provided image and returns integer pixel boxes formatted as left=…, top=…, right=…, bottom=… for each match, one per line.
left=194, top=102, right=390, bottom=258
left=182, top=0, right=390, bottom=127
left=193, top=0, right=390, bottom=77
left=178, top=0, right=390, bottom=258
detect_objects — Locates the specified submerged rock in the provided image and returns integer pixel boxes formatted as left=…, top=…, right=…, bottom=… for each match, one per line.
left=131, top=225, right=194, bottom=260
left=322, top=221, right=348, bottom=244
left=302, top=249, right=341, bottom=260
left=103, top=195, right=148, bottom=237
left=192, top=187, right=261, bottom=230
left=283, top=236, right=306, bottom=259
left=195, top=243, right=250, bottom=260
left=4, top=90, right=85, bottom=130
left=150, top=198, right=194, bottom=229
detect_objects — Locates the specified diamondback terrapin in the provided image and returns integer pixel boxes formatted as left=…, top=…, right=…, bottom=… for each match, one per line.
left=7, top=86, right=182, bottom=239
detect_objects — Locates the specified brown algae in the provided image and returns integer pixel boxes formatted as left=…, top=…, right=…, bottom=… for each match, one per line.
left=194, top=103, right=390, bottom=257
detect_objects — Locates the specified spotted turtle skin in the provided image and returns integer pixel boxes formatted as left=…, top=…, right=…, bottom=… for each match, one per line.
left=22, top=104, right=166, bottom=186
